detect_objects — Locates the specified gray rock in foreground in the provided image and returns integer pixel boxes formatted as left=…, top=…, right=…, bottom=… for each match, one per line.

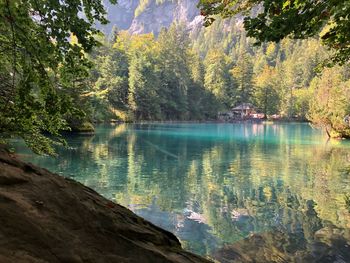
left=0, top=148, right=212, bottom=263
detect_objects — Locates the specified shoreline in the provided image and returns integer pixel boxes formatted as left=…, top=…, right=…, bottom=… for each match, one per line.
left=91, top=119, right=310, bottom=125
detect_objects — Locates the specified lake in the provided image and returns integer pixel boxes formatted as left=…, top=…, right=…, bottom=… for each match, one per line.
left=15, top=123, right=350, bottom=261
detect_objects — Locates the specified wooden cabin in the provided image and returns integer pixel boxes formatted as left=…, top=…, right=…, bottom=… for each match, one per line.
left=232, top=103, right=256, bottom=118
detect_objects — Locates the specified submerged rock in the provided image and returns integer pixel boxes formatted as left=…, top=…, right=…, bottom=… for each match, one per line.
left=0, top=147, right=211, bottom=263
left=70, top=121, right=95, bottom=133
left=212, top=228, right=350, bottom=263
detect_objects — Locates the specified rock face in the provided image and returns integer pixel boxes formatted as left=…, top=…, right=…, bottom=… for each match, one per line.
left=102, top=0, right=202, bottom=35
left=0, top=147, right=211, bottom=263
left=103, top=0, right=140, bottom=32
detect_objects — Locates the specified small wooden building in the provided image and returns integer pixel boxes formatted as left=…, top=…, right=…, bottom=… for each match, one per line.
left=232, top=103, right=256, bottom=117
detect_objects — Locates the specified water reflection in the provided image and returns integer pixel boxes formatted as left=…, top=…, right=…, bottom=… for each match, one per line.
left=15, top=123, right=350, bottom=260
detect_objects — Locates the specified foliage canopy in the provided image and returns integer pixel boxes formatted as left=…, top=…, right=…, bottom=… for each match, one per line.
left=198, top=0, right=350, bottom=64
left=0, top=0, right=116, bottom=154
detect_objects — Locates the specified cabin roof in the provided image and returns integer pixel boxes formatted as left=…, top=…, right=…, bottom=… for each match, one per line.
left=232, top=103, right=255, bottom=111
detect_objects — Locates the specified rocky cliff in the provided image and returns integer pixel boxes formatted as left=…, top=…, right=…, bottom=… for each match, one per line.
left=0, top=147, right=211, bottom=263
left=102, top=0, right=202, bottom=35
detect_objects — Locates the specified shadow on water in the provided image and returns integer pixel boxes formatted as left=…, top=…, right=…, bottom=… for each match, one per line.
left=13, top=123, right=350, bottom=261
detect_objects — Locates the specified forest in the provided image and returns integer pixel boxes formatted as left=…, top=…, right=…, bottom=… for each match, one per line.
left=1, top=0, right=350, bottom=152
left=87, top=21, right=350, bottom=138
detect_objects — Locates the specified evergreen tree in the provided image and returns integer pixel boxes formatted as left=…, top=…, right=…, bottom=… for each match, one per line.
left=158, top=24, right=191, bottom=120
left=204, top=49, right=233, bottom=109
left=254, top=66, right=279, bottom=118
left=230, top=51, right=254, bottom=105
left=128, top=34, right=161, bottom=120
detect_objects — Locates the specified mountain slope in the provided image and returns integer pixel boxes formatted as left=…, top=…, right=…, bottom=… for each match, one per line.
left=103, top=0, right=202, bottom=35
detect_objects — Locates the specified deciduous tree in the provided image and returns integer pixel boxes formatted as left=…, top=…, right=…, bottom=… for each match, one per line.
left=0, top=0, right=116, bottom=154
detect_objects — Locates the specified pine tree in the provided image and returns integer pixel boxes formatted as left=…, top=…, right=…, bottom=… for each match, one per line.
left=254, top=66, right=280, bottom=118
left=230, top=51, right=254, bottom=105
left=128, top=34, right=161, bottom=120
left=204, top=49, right=233, bottom=109
left=157, top=24, right=191, bottom=120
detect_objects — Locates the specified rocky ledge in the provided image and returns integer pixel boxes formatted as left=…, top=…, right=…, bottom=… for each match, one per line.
left=0, top=147, right=211, bottom=263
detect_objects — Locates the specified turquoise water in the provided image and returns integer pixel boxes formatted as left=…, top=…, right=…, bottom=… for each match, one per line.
left=15, top=123, right=350, bottom=261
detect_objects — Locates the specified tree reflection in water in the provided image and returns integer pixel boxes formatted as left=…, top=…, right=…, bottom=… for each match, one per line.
left=214, top=199, right=350, bottom=262
left=14, top=123, right=350, bottom=260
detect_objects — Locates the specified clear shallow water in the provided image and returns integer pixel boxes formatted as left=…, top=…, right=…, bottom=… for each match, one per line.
left=14, top=123, right=350, bottom=261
